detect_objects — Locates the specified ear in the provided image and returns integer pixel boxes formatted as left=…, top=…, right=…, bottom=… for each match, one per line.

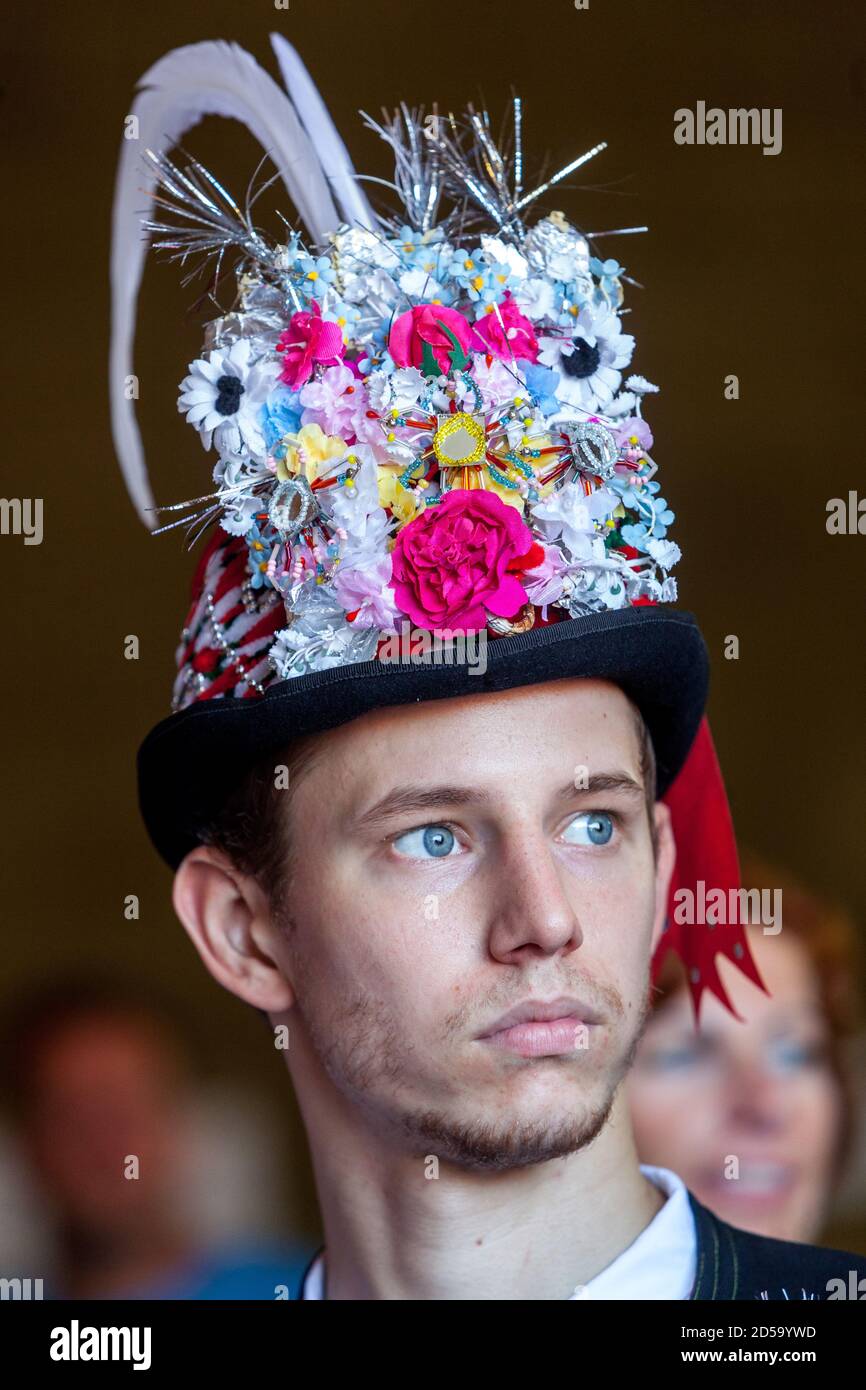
left=172, top=846, right=296, bottom=1013
left=649, top=801, right=675, bottom=959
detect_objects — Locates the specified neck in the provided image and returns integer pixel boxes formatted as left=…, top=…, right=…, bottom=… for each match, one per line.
left=302, top=1089, right=665, bottom=1300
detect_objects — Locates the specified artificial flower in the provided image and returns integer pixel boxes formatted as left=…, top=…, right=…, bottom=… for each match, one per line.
left=531, top=480, right=616, bottom=560
left=277, top=302, right=345, bottom=388
left=390, top=488, right=540, bottom=631
left=377, top=467, right=425, bottom=526
left=518, top=359, right=561, bottom=416
left=178, top=338, right=279, bottom=458
left=399, top=267, right=450, bottom=303
left=366, top=365, right=426, bottom=413
left=296, top=253, right=337, bottom=298
left=260, top=386, right=302, bottom=450
left=275, top=422, right=346, bottom=483
left=613, top=416, right=654, bottom=457
left=537, top=301, right=635, bottom=412
left=513, top=276, right=557, bottom=322
left=480, top=235, right=529, bottom=281
left=299, top=363, right=361, bottom=436
left=645, top=537, right=681, bottom=569
left=332, top=553, right=401, bottom=632
left=244, top=521, right=275, bottom=588
left=522, top=543, right=569, bottom=614
left=472, top=293, right=539, bottom=363
left=389, top=304, right=476, bottom=375
left=462, top=355, right=519, bottom=411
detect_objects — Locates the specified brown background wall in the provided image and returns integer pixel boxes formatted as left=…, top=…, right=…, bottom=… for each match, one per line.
left=1, top=0, right=864, bottom=1240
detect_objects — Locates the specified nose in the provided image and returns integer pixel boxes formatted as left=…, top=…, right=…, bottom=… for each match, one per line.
left=485, top=832, right=584, bottom=962
left=722, top=1053, right=790, bottom=1135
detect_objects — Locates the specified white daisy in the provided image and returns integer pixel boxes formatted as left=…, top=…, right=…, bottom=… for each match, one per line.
left=178, top=338, right=279, bottom=459
left=538, top=302, right=635, bottom=413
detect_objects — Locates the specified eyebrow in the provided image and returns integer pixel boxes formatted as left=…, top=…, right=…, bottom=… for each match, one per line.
left=350, top=771, right=644, bottom=832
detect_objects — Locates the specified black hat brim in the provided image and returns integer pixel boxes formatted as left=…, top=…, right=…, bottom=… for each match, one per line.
left=138, top=606, right=708, bottom=869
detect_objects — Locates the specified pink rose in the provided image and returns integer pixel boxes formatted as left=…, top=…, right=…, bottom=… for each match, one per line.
left=277, top=302, right=344, bottom=388
left=391, top=488, right=542, bottom=631
left=389, top=304, right=477, bottom=375
left=472, top=293, right=539, bottom=363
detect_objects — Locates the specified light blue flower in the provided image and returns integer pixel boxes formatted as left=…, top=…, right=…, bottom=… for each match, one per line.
left=324, top=296, right=362, bottom=335
left=447, top=247, right=490, bottom=295
left=608, top=473, right=643, bottom=508
left=389, top=226, right=428, bottom=261
left=620, top=521, right=649, bottom=549
left=555, top=285, right=592, bottom=328
left=638, top=480, right=675, bottom=534
left=519, top=359, right=561, bottom=416
left=260, top=387, right=302, bottom=450
left=245, top=520, right=276, bottom=589
left=479, top=254, right=521, bottom=297
left=297, top=254, right=336, bottom=299
left=591, top=256, right=624, bottom=280
left=403, top=238, right=451, bottom=280
left=591, top=256, right=625, bottom=299
left=649, top=497, right=675, bottom=538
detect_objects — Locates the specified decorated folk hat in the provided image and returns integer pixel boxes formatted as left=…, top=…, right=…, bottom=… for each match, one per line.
left=110, top=36, right=765, bottom=1021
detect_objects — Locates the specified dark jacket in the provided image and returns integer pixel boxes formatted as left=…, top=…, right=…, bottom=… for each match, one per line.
left=292, top=1196, right=866, bottom=1300
left=687, top=1190, right=866, bottom=1300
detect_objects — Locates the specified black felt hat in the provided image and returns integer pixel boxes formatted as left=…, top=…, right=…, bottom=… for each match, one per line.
left=138, top=605, right=707, bottom=869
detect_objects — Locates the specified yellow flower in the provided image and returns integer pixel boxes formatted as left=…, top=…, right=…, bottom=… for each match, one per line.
left=378, top=466, right=423, bottom=525
left=276, top=423, right=346, bottom=483
left=479, top=467, right=527, bottom=513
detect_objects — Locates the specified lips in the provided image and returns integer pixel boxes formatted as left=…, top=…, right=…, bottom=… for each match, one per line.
left=477, top=995, right=602, bottom=1040
left=702, top=1162, right=799, bottom=1204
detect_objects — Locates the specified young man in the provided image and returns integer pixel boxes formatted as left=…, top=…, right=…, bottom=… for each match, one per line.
left=160, top=676, right=864, bottom=1301
left=111, top=37, right=866, bottom=1299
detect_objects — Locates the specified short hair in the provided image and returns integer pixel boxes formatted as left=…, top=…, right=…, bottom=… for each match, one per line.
left=198, top=733, right=321, bottom=914
left=199, top=690, right=658, bottom=911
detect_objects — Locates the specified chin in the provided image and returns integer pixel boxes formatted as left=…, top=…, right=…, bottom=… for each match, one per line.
left=400, top=1072, right=618, bottom=1173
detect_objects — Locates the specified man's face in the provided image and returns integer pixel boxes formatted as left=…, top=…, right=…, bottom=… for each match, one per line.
left=262, top=678, right=673, bottom=1172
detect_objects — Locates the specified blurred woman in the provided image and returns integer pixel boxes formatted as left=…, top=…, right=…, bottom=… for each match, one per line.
left=628, top=852, right=862, bottom=1243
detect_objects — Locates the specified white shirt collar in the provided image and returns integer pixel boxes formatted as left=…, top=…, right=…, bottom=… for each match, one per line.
left=299, top=1164, right=696, bottom=1300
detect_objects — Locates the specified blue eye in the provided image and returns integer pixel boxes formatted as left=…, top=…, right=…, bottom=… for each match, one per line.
left=562, top=812, right=615, bottom=846
left=648, top=1046, right=703, bottom=1071
left=393, top=824, right=458, bottom=859
left=768, top=1039, right=827, bottom=1072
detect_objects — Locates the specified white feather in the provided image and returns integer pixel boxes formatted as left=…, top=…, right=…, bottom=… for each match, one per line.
left=269, top=34, right=377, bottom=231
left=110, top=40, right=341, bottom=527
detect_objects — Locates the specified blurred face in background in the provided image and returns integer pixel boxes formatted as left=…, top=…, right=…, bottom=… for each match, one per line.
left=627, top=925, right=843, bottom=1242
left=20, top=1013, right=188, bottom=1242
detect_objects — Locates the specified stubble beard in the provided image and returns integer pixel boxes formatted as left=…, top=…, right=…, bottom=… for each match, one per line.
left=285, top=906, right=654, bottom=1174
